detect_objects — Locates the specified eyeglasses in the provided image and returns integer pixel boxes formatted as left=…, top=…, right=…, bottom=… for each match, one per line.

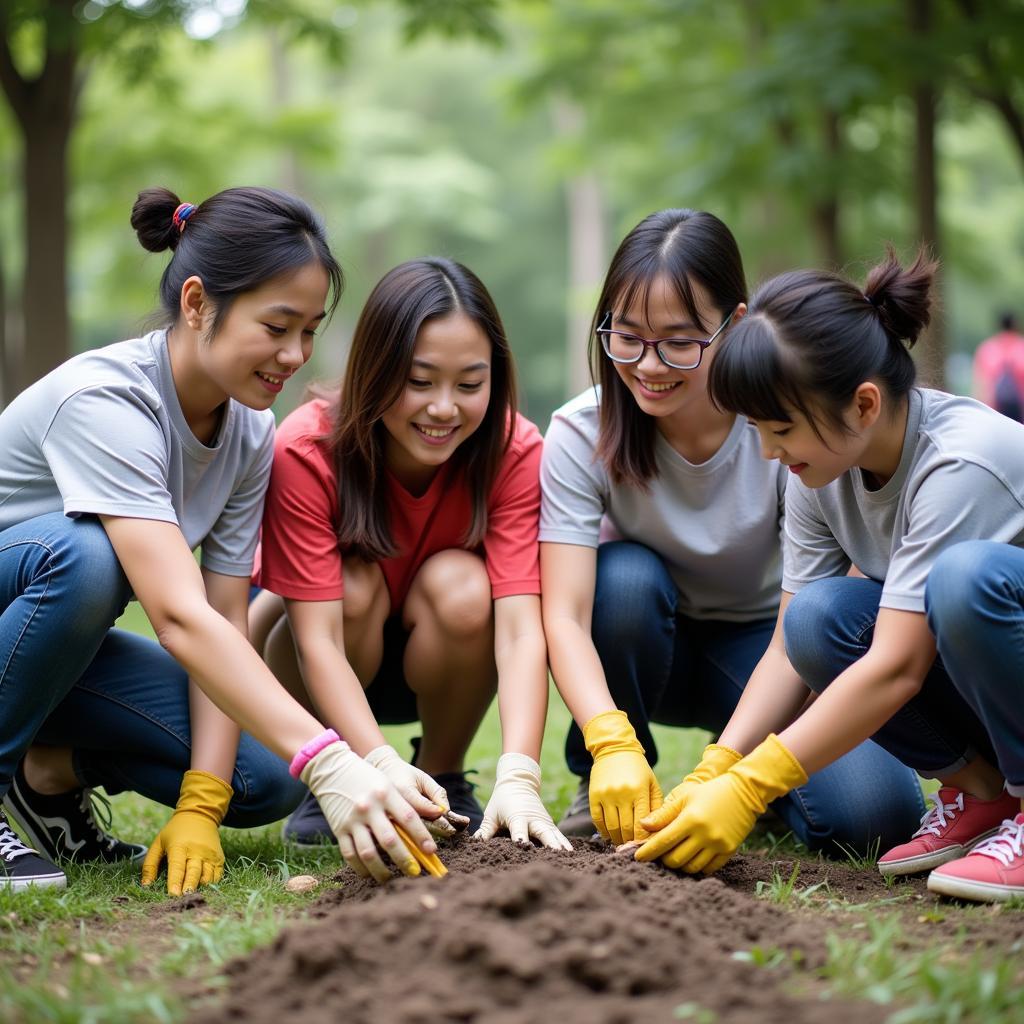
left=596, top=308, right=736, bottom=371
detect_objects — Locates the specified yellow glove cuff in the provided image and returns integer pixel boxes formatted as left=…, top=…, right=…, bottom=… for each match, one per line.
left=582, top=710, right=644, bottom=759
left=685, top=743, right=742, bottom=785
left=731, top=734, right=808, bottom=811
left=175, top=769, right=234, bottom=826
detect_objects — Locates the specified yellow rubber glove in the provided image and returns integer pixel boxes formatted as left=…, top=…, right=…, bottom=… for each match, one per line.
left=141, top=770, right=233, bottom=896
left=635, top=734, right=806, bottom=874
left=640, top=743, right=742, bottom=834
left=583, top=709, right=663, bottom=846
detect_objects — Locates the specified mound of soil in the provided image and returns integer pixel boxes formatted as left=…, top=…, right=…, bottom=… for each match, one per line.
left=202, top=837, right=889, bottom=1024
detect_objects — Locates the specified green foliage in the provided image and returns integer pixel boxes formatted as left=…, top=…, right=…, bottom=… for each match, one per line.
left=754, top=862, right=831, bottom=906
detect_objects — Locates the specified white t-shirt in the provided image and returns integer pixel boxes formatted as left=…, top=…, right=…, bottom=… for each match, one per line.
left=783, top=387, right=1024, bottom=612
left=0, top=330, right=274, bottom=576
left=540, top=387, right=786, bottom=622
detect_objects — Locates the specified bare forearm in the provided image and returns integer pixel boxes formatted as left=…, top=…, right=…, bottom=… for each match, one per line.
left=297, top=640, right=388, bottom=756
left=546, top=615, right=617, bottom=727
left=187, top=679, right=241, bottom=781
left=780, top=652, right=921, bottom=775
left=718, top=644, right=811, bottom=754
left=495, top=631, right=548, bottom=760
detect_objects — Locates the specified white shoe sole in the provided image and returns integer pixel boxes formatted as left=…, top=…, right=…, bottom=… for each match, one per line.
left=0, top=871, right=67, bottom=892
left=877, top=825, right=1003, bottom=878
left=926, top=871, right=1023, bottom=903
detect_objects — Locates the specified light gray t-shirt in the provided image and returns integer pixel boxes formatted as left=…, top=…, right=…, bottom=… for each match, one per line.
left=783, top=387, right=1024, bottom=612
left=0, top=330, right=275, bottom=576
left=540, top=387, right=786, bottom=622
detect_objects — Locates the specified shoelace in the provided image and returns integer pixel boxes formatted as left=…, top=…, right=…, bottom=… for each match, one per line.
left=78, top=788, right=119, bottom=850
left=913, top=790, right=965, bottom=838
left=0, top=819, right=36, bottom=861
left=970, top=818, right=1024, bottom=867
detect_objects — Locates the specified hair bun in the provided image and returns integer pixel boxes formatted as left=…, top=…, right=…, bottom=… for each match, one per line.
left=131, top=187, right=184, bottom=253
left=863, top=245, right=938, bottom=349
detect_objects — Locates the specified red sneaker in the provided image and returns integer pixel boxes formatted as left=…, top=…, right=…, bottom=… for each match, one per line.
left=927, top=812, right=1024, bottom=902
left=877, top=787, right=1020, bottom=877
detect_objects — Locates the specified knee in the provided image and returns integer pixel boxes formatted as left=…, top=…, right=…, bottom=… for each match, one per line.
left=925, top=541, right=1007, bottom=639
left=56, top=518, right=131, bottom=627
left=414, top=552, right=492, bottom=639
left=592, top=542, right=675, bottom=641
left=225, top=751, right=306, bottom=827
left=783, top=579, right=861, bottom=691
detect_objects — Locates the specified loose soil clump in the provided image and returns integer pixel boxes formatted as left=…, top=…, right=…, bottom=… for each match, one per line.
left=202, top=836, right=890, bottom=1024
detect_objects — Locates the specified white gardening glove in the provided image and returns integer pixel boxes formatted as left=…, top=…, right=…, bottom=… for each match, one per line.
left=363, top=744, right=457, bottom=837
left=301, top=741, right=436, bottom=883
left=475, top=753, right=573, bottom=851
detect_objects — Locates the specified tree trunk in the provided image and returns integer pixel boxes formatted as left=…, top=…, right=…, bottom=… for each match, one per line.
left=910, top=0, right=946, bottom=388
left=812, top=109, right=842, bottom=270
left=0, top=0, right=78, bottom=392
left=553, top=100, right=606, bottom=398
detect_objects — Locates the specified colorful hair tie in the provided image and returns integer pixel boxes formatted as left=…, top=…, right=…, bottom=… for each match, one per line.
left=172, top=202, right=196, bottom=233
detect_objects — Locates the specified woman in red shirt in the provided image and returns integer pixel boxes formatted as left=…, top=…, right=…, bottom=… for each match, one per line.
left=252, top=257, right=569, bottom=863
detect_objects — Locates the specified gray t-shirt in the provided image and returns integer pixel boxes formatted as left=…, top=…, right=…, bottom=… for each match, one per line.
left=540, top=388, right=786, bottom=622
left=0, top=330, right=275, bottom=576
left=783, top=387, right=1024, bottom=612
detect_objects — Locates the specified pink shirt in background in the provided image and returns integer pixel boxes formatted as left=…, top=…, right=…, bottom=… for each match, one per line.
left=972, top=330, right=1024, bottom=408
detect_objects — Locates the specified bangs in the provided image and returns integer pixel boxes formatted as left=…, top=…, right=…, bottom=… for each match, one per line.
left=709, top=314, right=808, bottom=424
left=611, top=258, right=712, bottom=334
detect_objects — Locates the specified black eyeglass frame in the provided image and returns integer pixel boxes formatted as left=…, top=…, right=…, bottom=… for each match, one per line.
left=596, top=308, right=737, bottom=371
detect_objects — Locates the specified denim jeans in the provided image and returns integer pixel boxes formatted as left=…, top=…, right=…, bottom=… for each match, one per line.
left=925, top=540, right=1024, bottom=798
left=565, top=541, right=925, bottom=854
left=0, top=513, right=304, bottom=825
left=783, top=574, right=999, bottom=787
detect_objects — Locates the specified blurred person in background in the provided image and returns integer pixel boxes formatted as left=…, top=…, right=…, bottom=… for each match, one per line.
left=973, top=312, right=1024, bottom=421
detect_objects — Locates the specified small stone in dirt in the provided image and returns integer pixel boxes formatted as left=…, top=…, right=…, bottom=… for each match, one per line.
left=81, top=952, right=104, bottom=966
left=614, top=840, right=642, bottom=854
left=285, top=875, right=319, bottom=894
left=420, top=894, right=439, bottom=910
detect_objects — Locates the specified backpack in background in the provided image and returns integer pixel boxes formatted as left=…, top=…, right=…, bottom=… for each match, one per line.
left=993, top=360, right=1024, bottom=422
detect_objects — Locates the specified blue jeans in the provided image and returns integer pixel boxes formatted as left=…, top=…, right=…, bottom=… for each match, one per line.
left=565, top=542, right=925, bottom=854
left=0, top=513, right=304, bottom=825
left=784, top=574, right=999, bottom=786
left=925, top=541, right=1024, bottom=798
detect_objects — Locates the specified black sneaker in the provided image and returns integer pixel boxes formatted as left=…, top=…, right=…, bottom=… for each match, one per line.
left=409, top=737, right=484, bottom=832
left=2, top=764, right=147, bottom=864
left=282, top=788, right=336, bottom=847
left=431, top=770, right=484, bottom=832
left=0, top=811, right=66, bottom=891
left=557, top=776, right=597, bottom=836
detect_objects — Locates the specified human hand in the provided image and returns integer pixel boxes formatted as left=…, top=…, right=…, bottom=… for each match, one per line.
left=141, top=769, right=232, bottom=896
left=475, top=753, right=573, bottom=850
left=301, top=741, right=436, bottom=883
left=583, top=710, right=663, bottom=846
left=639, top=742, right=742, bottom=834
left=635, top=734, right=807, bottom=874
left=363, top=744, right=454, bottom=836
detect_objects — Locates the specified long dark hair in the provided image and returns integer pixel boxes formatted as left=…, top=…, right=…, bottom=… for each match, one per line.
left=131, top=186, right=343, bottom=338
left=709, top=247, right=936, bottom=438
left=592, top=209, right=748, bottom=487
left=327, top=258, right=517, bottom=562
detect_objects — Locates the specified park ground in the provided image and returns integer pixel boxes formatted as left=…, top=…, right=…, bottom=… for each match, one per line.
left=1, top=607, right=1023, bottom=1022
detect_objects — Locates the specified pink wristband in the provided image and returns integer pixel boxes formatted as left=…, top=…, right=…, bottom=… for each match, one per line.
left=289, top=729, right=346, bottom=779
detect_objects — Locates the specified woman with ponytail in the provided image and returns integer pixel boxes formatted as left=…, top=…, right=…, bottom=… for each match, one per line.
left=636, top=248, right=1024, bottom=903
left=0, top=187, right=440, bottom=896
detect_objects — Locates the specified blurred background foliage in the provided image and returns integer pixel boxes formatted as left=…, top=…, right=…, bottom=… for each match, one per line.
left=2, top=0, right=1023, bottom=425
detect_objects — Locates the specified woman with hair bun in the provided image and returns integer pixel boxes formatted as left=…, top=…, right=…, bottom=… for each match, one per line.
left=0, top=186, right=440, bottom=895
left=636, top=248, right=1024, bottom=904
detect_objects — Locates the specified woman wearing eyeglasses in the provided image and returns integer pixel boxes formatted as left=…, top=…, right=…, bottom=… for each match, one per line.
left=540, top=208, right=924, bottom=854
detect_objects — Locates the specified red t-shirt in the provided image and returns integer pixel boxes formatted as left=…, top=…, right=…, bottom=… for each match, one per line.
left=255, top=399, right=542, bottom=610
left=973, top=331, right=1024, bottom=408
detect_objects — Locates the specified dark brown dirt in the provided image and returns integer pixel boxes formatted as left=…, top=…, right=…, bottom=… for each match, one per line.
left=199, top=836, right=900, bottom=1024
